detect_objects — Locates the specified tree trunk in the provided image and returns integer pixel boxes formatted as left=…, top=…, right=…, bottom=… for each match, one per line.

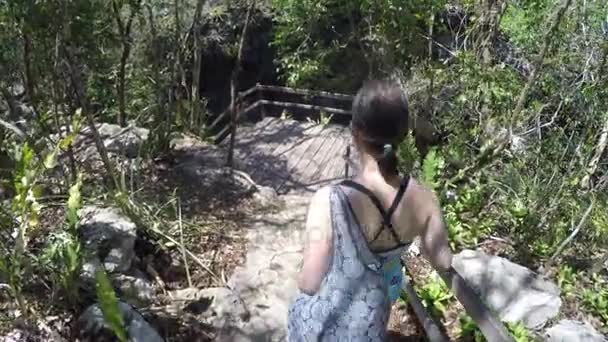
left=190, top=0, right=206, bottom=130
left=117, top=46, right=129, bottom=127
left=580, top=114, right=608, bottom=189
left=146, top=2, right=170, bottom=152
left=111, top=0, right=141, bottom=127
left=168, top=0, right=180, bottom=134
left=473, top=0, right=507, bottom=65
left=23, top=29, right=35, bottom=101
left=510, top=0, right=572, bottom=128
left=63, top=43, right=120, bottom=191
left=227, top=1, right=255, bottom=167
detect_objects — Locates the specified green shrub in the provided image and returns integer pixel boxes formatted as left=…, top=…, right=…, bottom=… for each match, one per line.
left=416, top=272, right=453, bottom=318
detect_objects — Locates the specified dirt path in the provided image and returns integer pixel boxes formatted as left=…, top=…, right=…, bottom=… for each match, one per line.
left=212, top=194, right=309, bottom=341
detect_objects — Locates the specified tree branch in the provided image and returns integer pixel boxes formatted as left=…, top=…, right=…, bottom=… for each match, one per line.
left=547, top=202, right=594, bottom=268
left=580, top=113, right=608, bottom=190
left=227, top=0, right=255, bottom=167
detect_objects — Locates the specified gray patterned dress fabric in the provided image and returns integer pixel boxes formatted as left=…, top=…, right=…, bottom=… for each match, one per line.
left=288, top=185, right=408, bottom=341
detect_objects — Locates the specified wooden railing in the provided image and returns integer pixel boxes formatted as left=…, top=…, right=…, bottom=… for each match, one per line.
left=207, top=84, right=353, bottom=144
left=217, top=83, right=515, bottom=342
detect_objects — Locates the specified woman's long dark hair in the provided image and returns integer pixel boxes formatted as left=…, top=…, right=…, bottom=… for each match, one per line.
left=351, top=80, right=409, bottom=178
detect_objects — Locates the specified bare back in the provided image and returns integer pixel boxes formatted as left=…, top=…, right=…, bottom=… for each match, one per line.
left=344, top=174, right=426, bottom=250
left=342, top=173, right=452, bottom=271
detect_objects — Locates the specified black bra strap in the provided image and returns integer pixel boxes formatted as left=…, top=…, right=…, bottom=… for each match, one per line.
left=339, top=176, right=410, bottom=245
left=387, top=177, right=409, bottom=220
left=340, top=180, right=387, bottom=218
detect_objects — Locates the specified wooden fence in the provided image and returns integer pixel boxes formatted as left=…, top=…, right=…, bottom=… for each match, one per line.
left=207, top=84, right=353, bottom=144
left=215, top=83, right=515, bottom=342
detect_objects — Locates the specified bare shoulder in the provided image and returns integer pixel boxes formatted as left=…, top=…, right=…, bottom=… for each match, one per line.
left=407, top=177, right=438, bottom=204
left=405, top=178, right=441, bottom=227
left=305, top=186, right=333, bottom=241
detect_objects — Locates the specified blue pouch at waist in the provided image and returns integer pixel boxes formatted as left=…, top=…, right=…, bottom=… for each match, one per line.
left=379, top=257, right=404, bottom=303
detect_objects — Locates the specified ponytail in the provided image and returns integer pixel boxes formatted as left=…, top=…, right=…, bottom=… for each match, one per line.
left=376, top=143, right=399, bottom=177
left=351, top=79, right=408, bottom=178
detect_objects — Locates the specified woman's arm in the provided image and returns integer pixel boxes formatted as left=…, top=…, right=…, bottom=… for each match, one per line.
left=419, top=192, right=453, bottom=272
left=297, top=186, right=333, bottom=295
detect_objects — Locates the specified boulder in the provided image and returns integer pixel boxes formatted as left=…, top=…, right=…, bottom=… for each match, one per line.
left=173, top=163, right=255, bottom=193
left=98, top=124, right=149, bottom=158
left=544, top=320, right=607, bottom=342
left=169, top=133, right=210, bottom=152
left=253, top=185, right=280, bottom=208
left=77, top=301, right=163, bottom=342
left=75, top=123, right=149, bottom=160
left=79, top=206, right=137, bottom=277
left=453, top=249, right=562, bottom=330
left=113, top=273, right=156, bottom=308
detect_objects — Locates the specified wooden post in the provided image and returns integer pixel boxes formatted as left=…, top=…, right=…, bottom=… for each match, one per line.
left=344, top=145, right=350, bottom=178
left=257, top=82, right=266, bottom=119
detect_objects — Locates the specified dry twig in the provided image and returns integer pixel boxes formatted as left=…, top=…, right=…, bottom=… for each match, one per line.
left=546, top=201, right=595, bottom=268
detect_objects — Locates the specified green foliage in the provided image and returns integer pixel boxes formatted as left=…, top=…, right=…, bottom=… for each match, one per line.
left=421, top=148, right=445, bottom=190
left=398, top=131, right=421, bottom=174
left=5, top=142, right=46, bottom=312
left=280, top=110, right=293, bottom=121
left=271, top=0, right=446, bottom=90
left=307, top=110, right=334, bottom=128
left=41, top=174, right=83, bottom=305
left=95, top=268, right=128, bottom=342
left=458, top=314, right=485, bottom=342
left=556, top=265, right=577, bottom=296
left=0, top=110, right=84, bottom=311
left=506, top=322, right=533, bottom=342
left=581, top=275, right=608, bottom=326
left=416, top=272, right=453, bottom=318
left=458, top=315, right=533, bottom=342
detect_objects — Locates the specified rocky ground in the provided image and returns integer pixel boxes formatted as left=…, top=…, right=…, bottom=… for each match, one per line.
left=1, top=122, right=606, bottom=342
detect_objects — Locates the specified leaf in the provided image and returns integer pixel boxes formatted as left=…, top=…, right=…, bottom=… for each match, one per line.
left=44, top=148, right=58, bottom=169
left=422, top=148, right=445, bottom=189
left=67, top=175, right=83, bottom=229
left=95, top=269, right=128, bottom=342
left=22, top=143, right=34, bottom=166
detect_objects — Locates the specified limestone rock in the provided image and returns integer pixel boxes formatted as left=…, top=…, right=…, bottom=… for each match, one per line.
left=453, top=249, right=562, bottom=330
left=98, top=124, right=149, bottom=158
left=544, top=320, right=607, bottom=342
left=75, top=123, right=149, bottom=160
left=79, top=206, right=137, bottom=276
left=113, top=273, right=156, bottom=308
left=0, top=329, right=25, bottom=342
left=253, top=185, right=280, bottom=208
left=173, top=163, right=255, bottom=194
left=169, top=133, right=210, bottom=152
left=77, top=301, right=163, bottom=342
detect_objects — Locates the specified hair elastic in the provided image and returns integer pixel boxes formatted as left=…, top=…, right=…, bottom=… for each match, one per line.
left=383, top=144, right=393, bottom=156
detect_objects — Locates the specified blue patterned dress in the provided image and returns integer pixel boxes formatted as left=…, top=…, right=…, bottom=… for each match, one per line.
left=287, top=185, right=409, bottom=341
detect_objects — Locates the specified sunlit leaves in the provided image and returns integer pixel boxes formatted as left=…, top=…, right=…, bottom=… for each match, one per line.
left=95, top=269, right=128, bottom=342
